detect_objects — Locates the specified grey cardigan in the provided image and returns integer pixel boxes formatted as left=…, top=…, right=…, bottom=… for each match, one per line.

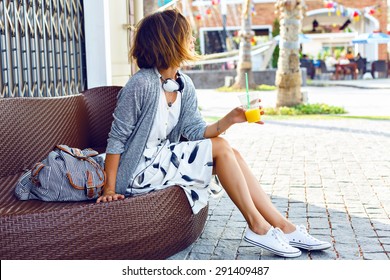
left=106, top=68, right=208, bottom=194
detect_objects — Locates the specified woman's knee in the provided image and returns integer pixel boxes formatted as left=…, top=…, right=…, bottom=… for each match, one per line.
left=211, top=137, right=233, bottom=158
left=232, top=147, right=244, bottom=161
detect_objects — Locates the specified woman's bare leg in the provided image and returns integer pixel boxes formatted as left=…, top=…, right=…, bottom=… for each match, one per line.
left=211, top=137, right=271, bottom=235
left=232, top=148, right=296, bottom=233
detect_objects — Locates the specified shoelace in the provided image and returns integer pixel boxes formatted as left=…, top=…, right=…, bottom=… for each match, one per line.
left=273, top=228, right=291, bottom=248
left=297, top=225, right=317, bottom=241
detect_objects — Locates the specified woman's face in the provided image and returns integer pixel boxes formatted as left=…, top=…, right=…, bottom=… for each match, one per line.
left=188, top=35, right=196, bottom=54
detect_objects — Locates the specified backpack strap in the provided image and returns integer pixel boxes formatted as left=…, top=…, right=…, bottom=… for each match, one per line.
left=31, top=162, right=45, bottom=185
left=55, top=145, right=98, bottom=159
left=66, top=170, right=105, bottom=198
left=86, top=170, right=105, bottom=198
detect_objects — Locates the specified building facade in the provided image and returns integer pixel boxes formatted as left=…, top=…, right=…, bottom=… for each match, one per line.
left=190, top=0, right=388, bottom=60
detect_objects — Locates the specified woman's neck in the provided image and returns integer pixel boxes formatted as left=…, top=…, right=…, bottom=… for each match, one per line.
left=158, top=67, right=179, bottom=80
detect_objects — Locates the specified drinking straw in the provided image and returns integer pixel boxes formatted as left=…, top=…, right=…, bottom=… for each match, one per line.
left=245, top=72, right=250, bottom=109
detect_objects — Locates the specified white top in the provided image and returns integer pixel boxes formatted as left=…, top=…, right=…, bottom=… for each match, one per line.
left=146, top=87, right=182, bottom=147
left=128, top=87, right=182, bottom=188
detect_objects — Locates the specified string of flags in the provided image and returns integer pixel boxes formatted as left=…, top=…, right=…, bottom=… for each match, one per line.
left=323, top=1, right=381, bottom=22
left=192, top=1, right=381, bottom=23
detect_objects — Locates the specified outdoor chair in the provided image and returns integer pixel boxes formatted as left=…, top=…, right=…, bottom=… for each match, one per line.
left=0, top=86, right=208, bottom=260
left=371, top=60, right=388, bottom=79
left=300, top=58, right=315, bottom=79
left=355, top=58, right=367, bottom=78
left=318, top=59, right=334, bottom=80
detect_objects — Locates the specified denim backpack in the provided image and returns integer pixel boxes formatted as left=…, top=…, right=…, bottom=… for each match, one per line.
left=14, top=145, right=106, bottom=201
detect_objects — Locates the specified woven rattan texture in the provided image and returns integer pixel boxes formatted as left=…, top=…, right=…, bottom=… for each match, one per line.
left=0, top=87, right=208, bottom=259
left=0, top=96, right=89, bottom=177
left=0, top=186, right=208, bottom=259
left=82, top=86, right=122, bottom=152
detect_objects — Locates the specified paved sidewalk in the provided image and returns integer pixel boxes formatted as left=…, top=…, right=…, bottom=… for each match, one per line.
left=197, top=85, right=390, bottom=117
left=170, top=85, right=390, bottom=260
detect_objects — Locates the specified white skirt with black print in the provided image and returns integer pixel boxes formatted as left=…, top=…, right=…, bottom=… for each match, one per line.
left=128, top=138, right=213, bottom=214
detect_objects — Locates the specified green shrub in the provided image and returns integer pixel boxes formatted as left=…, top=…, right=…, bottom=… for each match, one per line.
left=264, top=103, right=346, bottom=115
left=257, top=84, right=276, bottom=91
left=294, top=103, right=346, bottom=114
left=217, top=84, right=276, bottom=92
left=264, top=107, right=278, bottom=115
left=278, top=106, right=299, bottom=115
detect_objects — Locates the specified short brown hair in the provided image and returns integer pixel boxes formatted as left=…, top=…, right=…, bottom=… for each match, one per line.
left=130, top=9, right=198, bottom=69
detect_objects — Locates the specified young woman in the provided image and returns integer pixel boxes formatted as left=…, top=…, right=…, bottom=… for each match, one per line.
left=97, top=8, right=331, bottom=258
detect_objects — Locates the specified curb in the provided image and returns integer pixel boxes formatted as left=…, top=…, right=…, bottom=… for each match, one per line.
left=309, top=80, right=390, bottom=90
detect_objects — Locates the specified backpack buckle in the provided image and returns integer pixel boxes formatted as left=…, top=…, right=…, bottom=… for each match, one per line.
left=85, top=170, right=96, bottom=199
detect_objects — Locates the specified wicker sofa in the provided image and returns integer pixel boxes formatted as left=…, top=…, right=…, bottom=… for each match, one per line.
left=0, top=86, right=208, bottom=260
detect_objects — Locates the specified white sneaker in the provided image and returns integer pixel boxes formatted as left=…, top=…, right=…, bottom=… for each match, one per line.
left=285, top=225, right=332, bottom=251
left=244, top=226, right=302, bottom=258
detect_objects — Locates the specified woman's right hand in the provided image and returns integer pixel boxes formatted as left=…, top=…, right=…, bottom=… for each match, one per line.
left=227, top=104, right=264, bottom=125
left=96, top=189, right=125, bottom=203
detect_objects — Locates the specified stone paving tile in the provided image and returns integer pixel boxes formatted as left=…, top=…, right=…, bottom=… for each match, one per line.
left=307, top=228, right=332, bottom=238
left=356, top=237, right=385, bottom=253
left=337, top=251, right=362, bottom=260
left=170, top=111, right=390, bottom=260
left=211, top=240, right=241, bottom=260
left=230, top=211, right=246, bottom=222
left=200, top=226, right=225, bottom=240
left=221, top=227, right=245, bottom=240
left=308, top=218, right=330, bottom=229
left=309, top=249, right=337, bottom=260
left=238, top=245, right=263, bottom=256
left=287, top=218, right=308, bottom=226
left=195, top=238, right=219, bottom=247
left=377, top=232, right=390, bottom=241
left=332, top=234, right=358, bottom=244
left=382, top=244, right=390, bottom=253
left=191, top=244, right=215, bottom=255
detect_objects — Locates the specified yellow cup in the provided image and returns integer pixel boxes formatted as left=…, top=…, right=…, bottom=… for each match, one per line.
left=245, top=108, right=261, bottom=123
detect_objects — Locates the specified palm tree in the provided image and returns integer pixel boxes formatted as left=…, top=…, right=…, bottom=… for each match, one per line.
left=275, top=0, right=305, bottom=107
left=232, top=0, right=256, bottom=89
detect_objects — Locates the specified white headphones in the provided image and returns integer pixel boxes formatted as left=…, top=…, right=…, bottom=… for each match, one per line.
left=154, top=68, right=184, bottom=92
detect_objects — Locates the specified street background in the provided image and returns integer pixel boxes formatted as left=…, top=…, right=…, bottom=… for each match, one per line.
left=170, top=79, right=390, bottom=260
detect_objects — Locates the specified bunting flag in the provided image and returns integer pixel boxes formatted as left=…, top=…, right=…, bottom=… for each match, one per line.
left=157, top=0, right=174, bottom=7
left=323, top=1, right=381, bottom=22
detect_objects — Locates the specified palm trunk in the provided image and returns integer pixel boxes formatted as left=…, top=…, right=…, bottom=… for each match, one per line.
left=275, top=0, right=304, bottom=107
left=232, top=0, right=256, bottom=89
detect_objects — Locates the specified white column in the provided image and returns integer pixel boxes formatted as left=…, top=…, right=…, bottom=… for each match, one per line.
left=134, top=0, right=144, bottom=24
left=84, top=0, right=112, bottom=87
